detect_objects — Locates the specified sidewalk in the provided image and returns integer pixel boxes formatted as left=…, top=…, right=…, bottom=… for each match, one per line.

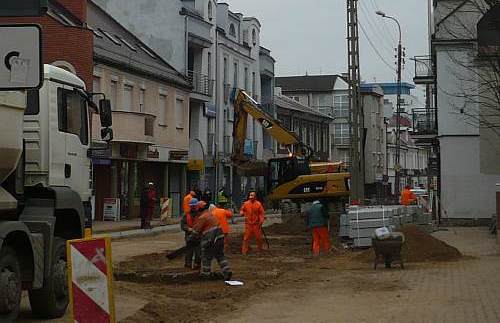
left=92, top=213, right=282, bottom=240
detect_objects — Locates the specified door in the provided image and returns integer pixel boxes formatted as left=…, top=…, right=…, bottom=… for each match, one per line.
left=56, top=87, right=91, bottom=201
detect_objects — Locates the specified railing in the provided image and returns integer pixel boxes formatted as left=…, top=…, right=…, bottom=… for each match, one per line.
left=412, top=108, right=437, bottom=134
left=413, top=55, right=434, bottom=84
left=187, top=70, right=214, bottom=97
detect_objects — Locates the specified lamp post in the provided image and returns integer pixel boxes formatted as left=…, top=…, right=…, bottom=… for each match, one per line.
left=376, top=10, right=403, bottom=197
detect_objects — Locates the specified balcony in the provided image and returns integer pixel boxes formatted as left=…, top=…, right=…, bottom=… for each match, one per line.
left=411, top=108, right=437, bottom=145
left=413, top=55, right=435, bottom=85
left=181, top=3, right=213, bottom=48
left=187, top=70, right=214, bottom=97
left=110, top=110, right=156, bottom=145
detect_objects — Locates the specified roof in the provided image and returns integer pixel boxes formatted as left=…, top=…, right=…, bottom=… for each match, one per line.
left=87, top=1, right=190, bottom=89
left=275, top=75, right=341, bottom=93
left=363, top=82, right=415, bottom=95
left=275, top=93, right=333, bottom=120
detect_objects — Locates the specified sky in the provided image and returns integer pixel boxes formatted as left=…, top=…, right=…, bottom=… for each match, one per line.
left=224, top=0, right=429, bottom=98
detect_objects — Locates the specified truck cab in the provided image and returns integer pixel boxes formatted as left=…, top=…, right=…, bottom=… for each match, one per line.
left=0, top=64, right=112, bottom=321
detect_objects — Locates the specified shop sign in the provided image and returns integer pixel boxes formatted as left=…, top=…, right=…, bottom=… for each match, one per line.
left=169, top=150, right=188, bottom=161
left=187, top=160, right=204, bottom=171
left=147, top=146, right=160, bottom=159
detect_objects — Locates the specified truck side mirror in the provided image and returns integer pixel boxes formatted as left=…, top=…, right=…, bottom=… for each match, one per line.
left=99, top=99, right=112, bottom=128
left=101, top=127, right=113, bottom=142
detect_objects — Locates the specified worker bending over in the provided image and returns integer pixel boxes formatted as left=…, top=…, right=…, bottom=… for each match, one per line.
left=191, top=201, right=232, bottom=280
left=400, top=185, right=417, bottom=206
left=306, top=200, right=331, bottom=256
left=240, top=191, right=265, bottom=255
left=211, top=204, right=234, bottom=251
left=180, top=198, right=201, bottom=269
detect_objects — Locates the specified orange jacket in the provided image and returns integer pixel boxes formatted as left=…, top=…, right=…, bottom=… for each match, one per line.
left=182, top=193, right=193, bottom=215
left=240, top=200, right=265, bottom=225
left=192, top=210, right=219, bottom=235
left=213, top=207, right=233, bottom=234
left=400, top=189, right=417, bottom=206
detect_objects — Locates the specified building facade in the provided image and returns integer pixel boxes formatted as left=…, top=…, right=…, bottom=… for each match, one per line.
left=428, top=0, right=500, bottom=222
left=274, top=88, right=332, bottom=161
left=275, top=75, right=350, bottom=164
left=87, top=1, right=192, bottom=220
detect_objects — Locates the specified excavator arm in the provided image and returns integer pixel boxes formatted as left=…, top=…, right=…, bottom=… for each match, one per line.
left=231, top=88, right=312, bottom=169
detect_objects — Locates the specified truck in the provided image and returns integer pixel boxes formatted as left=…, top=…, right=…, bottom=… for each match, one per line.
left=0, top=64, right=112, bottom=321
left=230, top=88, right=351, bottom=214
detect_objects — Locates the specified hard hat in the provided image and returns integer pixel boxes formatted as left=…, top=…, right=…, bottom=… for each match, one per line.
left=189, top=198, right=199, bottom=206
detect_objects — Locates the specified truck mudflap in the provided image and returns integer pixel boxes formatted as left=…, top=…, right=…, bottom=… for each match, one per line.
left=0, top=221, right=44, bottom=288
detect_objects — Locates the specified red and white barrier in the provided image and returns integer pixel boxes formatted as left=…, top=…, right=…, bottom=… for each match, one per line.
left=67, top=237, right=115, bottom=323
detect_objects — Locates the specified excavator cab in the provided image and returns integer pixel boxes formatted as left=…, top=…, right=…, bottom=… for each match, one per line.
left=267, top=156, right=311, bottom=191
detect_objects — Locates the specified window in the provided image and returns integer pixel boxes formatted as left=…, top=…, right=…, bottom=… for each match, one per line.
left=229, top=24, right=236, bottom=37
left=159, top=94, right=167, bottom=126
left=207, top=52, right=212, bottom=80
left=244, top=67, right=249, bottom=91
left=138, top=45, right=156, bottom=59
left=233, top=62, right=238, bottom=88
left=109, top=80, right=118, bottom=110
left=57, top=88, right=88, bottom=145
left=139, top=88, right=146, bottom=112
left=123, top=84, right=133, bottom=111
left=175, top=98, right=185, bottom=129
left=252, top=29, right=257, bottom=45
left=117, top=36, right=137, bottom=51
left=99, top=28, right=121, bottom=46
left=252, top=72, right=256, bottom=96
left=333, top=123, right=350, bottom=146
left=25, top=90, right=40, bottom=115
left=208, top=1, right=213, bottom=21
left=334, top=95, right=349, bottom=118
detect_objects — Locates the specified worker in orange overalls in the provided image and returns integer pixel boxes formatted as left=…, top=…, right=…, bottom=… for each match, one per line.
left=183, top=190, right=196, bottom=216
left=400, top=185, right=417, bottom=206
left=210, top=204, right=234, bottom=251
left=240, top=191, right=265, bottom=255
left=306, top=200, right=331, bottom=256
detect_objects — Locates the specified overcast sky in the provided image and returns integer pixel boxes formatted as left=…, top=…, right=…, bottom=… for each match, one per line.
left=225, top=0, right=429, bottom=96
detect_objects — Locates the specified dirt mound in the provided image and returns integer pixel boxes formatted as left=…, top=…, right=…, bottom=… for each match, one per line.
left=266, top=215, right=308, bottom=236
left=355, top=225, right=462, bottom=263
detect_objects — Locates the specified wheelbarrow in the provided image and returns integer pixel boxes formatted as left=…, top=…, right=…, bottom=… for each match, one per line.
left=372, top=233, right=405, bottom=270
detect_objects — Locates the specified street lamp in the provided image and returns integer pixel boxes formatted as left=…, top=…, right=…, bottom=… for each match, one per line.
left=376, top=10, right=403, bottom=197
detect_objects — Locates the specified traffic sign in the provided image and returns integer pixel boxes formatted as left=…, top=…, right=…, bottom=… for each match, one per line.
left=0, top=24, right=43, bottom=90
left=67, top=237, right=116, bottom=323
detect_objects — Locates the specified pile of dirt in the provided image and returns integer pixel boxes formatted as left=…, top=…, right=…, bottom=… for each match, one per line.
left=355, top=225, right=462, bottom=263
left=265, top=215, right=308, bottom=236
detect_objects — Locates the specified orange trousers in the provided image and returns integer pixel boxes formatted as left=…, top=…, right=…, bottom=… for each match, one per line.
left=312, top=226, right=331, bottom=256
left=242, top=224, right=263, bottom=255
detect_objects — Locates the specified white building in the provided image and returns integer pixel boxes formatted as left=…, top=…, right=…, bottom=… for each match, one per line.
left=431, top=0, right=500, bottom=223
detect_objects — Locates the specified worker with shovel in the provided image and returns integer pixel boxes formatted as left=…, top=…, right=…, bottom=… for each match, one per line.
left=190, top=201, right=232, bottom=280
left=180, top=198, right=201, bottom=270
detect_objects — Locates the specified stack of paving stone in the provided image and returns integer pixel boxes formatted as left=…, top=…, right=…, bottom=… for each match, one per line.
left=348, top=206, right=397, bottom=247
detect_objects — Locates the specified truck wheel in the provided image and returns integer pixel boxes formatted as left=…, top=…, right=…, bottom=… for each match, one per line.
left=0, top=246, right=22, bottom=322
left=29, top=238, right=69, bottom=319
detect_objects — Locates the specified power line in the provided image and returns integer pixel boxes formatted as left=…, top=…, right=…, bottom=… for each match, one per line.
left=359, top=1, right=395, bottom=53
left=359, top=21, right=396, bottom=72
left=368, top=0, right=398, bottom=44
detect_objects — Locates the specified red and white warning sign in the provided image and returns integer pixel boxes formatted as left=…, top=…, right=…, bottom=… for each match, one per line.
left=67, top=237, right=116, bottom=323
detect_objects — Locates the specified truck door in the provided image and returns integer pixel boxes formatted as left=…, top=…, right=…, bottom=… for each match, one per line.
left=56, top=87, right=91, bottom=201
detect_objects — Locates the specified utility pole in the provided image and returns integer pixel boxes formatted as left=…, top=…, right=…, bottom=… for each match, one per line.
left=347, top=0, right=365, bottom=202
left=376, top=10, right=403, bottom=197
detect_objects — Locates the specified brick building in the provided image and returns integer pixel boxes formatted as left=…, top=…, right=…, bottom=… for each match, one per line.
left=0, top=0, right=93, bottom=88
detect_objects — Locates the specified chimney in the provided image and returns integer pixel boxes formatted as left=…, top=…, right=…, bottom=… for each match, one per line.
left=57, top=0, right=87, bottom=22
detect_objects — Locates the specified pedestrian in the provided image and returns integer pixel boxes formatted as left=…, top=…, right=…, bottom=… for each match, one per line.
left=183, top=189, right=196, bottom=216
left=306, top=200, right=331, bottom=256
left=140, top=182, right=156, bottom=229
left=217, top=187, right=230, bottom=208
left=240, top=191, right=265, bottom=255
left=210, top=203, right=234, bottom=251
left=400, top=185, right=417, bottom=206
left=202, top=188, right=213, bottom=204
left=181, top=198, right=201, bottom=269
left=191, top=201, right=232, bottom=280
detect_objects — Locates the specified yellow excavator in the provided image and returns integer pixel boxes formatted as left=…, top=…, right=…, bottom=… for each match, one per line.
left=231, top=88, right=351, bottom=213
